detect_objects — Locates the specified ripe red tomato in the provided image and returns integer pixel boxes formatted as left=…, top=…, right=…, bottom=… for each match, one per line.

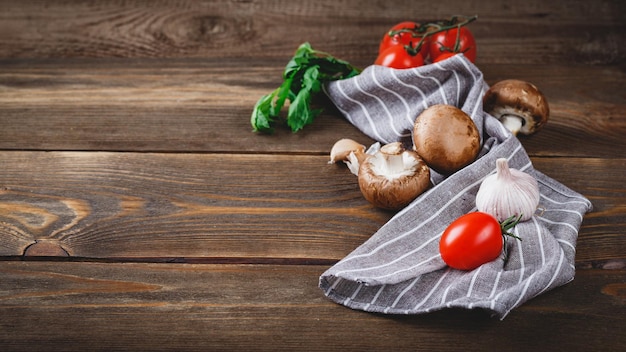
left=439, top=212, right=503, bottom=270
left=375, top=46, right=424, bottom=69
left=379, top=21, right=430, bottom=61
left=432, top=51, right=458, bottom=63
left=429, top=26, right=477, bottom=63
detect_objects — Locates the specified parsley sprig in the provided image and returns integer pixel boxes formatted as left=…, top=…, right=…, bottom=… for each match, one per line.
left=251, top=43, right=361, bottom=133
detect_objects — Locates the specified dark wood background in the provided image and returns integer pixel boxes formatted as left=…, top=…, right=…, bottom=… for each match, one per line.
left=0, top=1, right=624, bottom=351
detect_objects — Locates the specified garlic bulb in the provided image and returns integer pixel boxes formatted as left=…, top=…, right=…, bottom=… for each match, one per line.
left=476, top=158, right=540, bottom=222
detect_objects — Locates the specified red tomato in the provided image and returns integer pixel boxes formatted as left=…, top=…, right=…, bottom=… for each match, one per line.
left=429, top=26, right=477, bottom=63
left=439, top=212, right=503, bottom=270
left=375, top=46, right=424, bottom=69
left=432, top=51, right=458, bottom=63
left=379, top=21, right=430, bottom=60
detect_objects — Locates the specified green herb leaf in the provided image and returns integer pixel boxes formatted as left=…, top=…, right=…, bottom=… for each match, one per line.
left=250, top=42, right=361, bottom=133
left=271, top=77, right=293, bottom=117
left=250, top=89, right=278, bottom=133
left=287, top=65, right=323, bottom=132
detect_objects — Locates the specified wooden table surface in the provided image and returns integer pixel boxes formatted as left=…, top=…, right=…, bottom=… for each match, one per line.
left=1, top=1, right=624, bottom=351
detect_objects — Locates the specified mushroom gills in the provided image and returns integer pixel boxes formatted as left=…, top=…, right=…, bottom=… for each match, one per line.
left=357, top=142, right=430, bottom=210
left=370, top=151, right=421, bottom=180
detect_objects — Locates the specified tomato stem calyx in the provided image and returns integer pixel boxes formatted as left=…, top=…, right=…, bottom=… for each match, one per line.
left=500, top=214, right=523, bottom=261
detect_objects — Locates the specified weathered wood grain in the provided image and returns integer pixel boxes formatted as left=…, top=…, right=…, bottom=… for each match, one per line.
left=0, top=0, right=624, bottom=65
left=0, top=152, right=391, bottom=259
left=0, top=262, right=623, bottom=351
left=0, top=151, right=622, bottom=267
left=1, top=60, right=624, bottom=157
left=0, top=1, right=623, bottom=350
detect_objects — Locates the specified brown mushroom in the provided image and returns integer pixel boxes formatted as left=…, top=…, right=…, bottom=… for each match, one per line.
left=358, top=142, right=430, bottom=210
left=483, top=79, right=550, bottom=136
left=412, top=104, right=480, bottom=175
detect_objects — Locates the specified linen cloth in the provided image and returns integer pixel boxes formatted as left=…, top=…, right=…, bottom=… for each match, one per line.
left=319, top=55, right=593, bottom=319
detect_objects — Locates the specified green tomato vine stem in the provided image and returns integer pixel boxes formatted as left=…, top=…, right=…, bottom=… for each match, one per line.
left=500, top=213, right=523, bottom=261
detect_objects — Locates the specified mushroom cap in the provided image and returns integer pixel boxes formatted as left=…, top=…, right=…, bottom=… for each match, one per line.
left=483, top=79, right=550, bottom=135
left=358, top=142, right=430, bottom=210
left=412, top=105, right=481, bottom=175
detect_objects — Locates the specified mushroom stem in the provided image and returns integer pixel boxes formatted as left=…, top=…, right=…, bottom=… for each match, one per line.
left=500, top=114, right=523, bottom=136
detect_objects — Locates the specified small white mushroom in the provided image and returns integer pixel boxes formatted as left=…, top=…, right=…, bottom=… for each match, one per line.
left=483, top=79, right=550, bottom=136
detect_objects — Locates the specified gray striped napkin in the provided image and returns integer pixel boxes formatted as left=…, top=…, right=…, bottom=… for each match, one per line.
left=319, top=55, right=592, bottom=319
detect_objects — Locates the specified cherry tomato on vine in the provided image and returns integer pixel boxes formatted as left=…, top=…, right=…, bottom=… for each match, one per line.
left=379, top=21, right=430, bottom=60
left=375, top=46, right=424, bottom=69
left=439, top=212, right=503, bottom=270
left=429, top=26, right=477, bottom=63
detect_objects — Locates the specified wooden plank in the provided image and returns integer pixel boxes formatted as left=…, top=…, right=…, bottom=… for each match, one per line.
left=0, top=2, right=622, bottom=351
left=0, top=151, right=623, bottom=266
left=0, top=152, right=392, bottom=259
left=1, top=60, right=624, bottom=158
left=0, top=57, right=369, bottom=153
left=0, top=0, right=623, bottom=66
left=0, top=261, right=623, bottom=351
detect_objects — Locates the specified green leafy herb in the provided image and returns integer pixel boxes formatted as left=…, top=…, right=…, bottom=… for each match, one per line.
left=251, top=43, right=361, bottom=133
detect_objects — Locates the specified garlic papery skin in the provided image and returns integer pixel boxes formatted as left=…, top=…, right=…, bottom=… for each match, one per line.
left=475, top=158, right=540, bottom=222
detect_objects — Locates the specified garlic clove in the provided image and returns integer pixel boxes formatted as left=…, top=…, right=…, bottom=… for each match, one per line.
left=329, top=138, right=366, bottom=164
left=476, top=158, right=540, bottom=222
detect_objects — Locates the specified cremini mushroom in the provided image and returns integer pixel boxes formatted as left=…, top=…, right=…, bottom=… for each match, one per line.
left=412, top=104, right=480, bottom=175
left=482, top=79, right=550, bottom=136
left=358, top=142, right=430, bottom=210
